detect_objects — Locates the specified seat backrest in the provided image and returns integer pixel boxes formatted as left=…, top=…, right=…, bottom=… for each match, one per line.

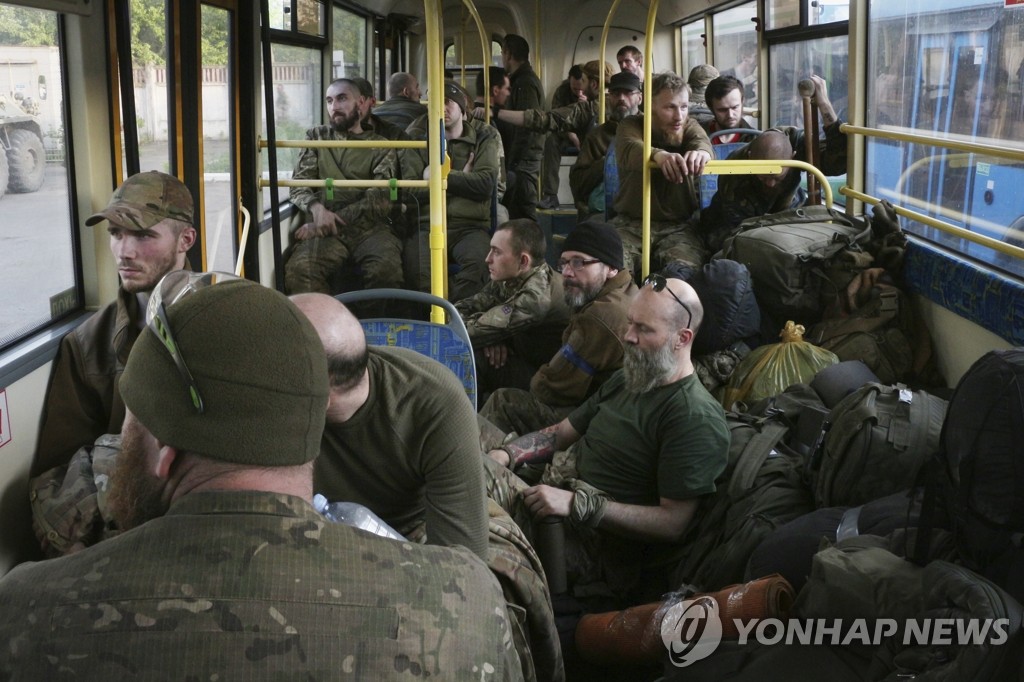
left=700, top=131, right=762, bottom=209
left=335, top=288, right=478, bottom=409
left=603, top=138, right=619, bottom=219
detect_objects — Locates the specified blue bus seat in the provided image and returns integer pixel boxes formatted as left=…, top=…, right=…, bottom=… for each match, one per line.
left=700, top=130, right=762, bottom=209
left=335, top=288, right=477, bottom=409
left=603, top=138, right=619, bottom=219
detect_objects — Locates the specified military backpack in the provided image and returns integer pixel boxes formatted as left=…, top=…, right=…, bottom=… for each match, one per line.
left=718, top=205, right=872, bottom=327
left=813, top=382, right=947, bottom=508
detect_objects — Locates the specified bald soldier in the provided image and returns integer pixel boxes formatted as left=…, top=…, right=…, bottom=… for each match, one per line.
left=0, top=278, right=521, bottom=679
left=700, top=75, right=846, bottom=253
left=485, top=274, right=729, bottom=607
left=291, top=293, right=489, bottom=560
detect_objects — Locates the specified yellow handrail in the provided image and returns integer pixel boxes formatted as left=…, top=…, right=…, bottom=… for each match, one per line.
left=260, top=139, right=426, bottom=149
left=598, top=0, right=626, bottom=126
left=257, top=178, right=429, bottom=189
left=841, top=187, right=1024, bottom=260
left=701, top=159, right=835, bottom=208
left=459, top=0, right=491, bottom=123
left=840, top=124, right=1024, bottom=164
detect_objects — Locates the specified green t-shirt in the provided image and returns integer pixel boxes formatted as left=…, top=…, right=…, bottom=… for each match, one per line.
left=570, top=370, right=729, bottom=505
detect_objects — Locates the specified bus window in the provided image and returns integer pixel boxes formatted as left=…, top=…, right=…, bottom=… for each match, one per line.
left=200, top=4, right=236, bottom=273
left=261, top=44, right=321, bottom=213
left=712, top=2, right=759, bottom=126
left=333, top=6, right=368, bottom=79
left=768, top=36, right=848, bottom=128
left=679, top=20, right=705, bottom=74
left=866, top=0, right=1024, bottom=278
left=0, top=3, right=77, bottom=350
left=126, top=0, right=171, bottom=179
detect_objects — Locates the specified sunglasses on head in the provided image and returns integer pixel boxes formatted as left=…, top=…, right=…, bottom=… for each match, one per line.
left=642, top=273, right=693, bottom=329
left=145, top=271, right=242, bottom=414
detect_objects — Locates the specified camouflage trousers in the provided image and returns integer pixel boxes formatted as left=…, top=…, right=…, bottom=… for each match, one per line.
left=402, top=493, right=564, bottom=682
left=284, top=226, right=404, bottom=295
left=610, top=216, right=709, bottom=278
left=480, top=387, right=576, bottom=438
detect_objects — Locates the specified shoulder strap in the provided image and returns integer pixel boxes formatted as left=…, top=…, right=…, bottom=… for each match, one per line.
left=727, top=420, right=790, bottom=497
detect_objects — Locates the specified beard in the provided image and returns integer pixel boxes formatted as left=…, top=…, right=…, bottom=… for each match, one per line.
left=563, top=280, right=602, bottom=311
left=331, top=108, right=360, bottom=133
left=107, top=422, right=169, bottom=532
left=622, top=337, right=677, bottom=393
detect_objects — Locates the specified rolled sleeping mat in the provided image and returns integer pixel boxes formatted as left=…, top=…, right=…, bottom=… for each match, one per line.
left=574, top=573, right=796, bottom=664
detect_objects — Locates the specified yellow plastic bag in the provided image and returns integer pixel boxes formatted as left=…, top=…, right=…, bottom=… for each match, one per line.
left=722, top=321, right=838, bottom=408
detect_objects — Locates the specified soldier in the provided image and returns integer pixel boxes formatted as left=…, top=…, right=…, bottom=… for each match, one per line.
left=292, top=292, right=564, bottom=682
left=481, top=221, right=637, bottom=437
left=610, top=71, right=712, bottom=274
left=0, top=278, right=522, bottom=679
left=501, top=34, right=545, bottom=221
left=616, top=45, right=644, bottom=79
left=284, top=78, right=403, bottom=295
left=702, top=75, right=759, bottom=144
left=485, top=276, right=729, bottom=608
left=405, top=81, right=501, bottom=301
left=686, top=64, right=720, bottom=128
left=568, top=71, right=643, bottom=220
left=30, top=171, right=195, bottom=556
left=371, top=71, right=426, bottom=130
left=699, top=75, right=846, bottom=254
left=455, top=219, right=570, bottom=397
left=540, top=64, right=587, bottom=210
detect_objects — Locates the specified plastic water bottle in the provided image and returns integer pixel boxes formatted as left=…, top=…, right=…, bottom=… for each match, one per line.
left=312, top=494, right=406, bottom=540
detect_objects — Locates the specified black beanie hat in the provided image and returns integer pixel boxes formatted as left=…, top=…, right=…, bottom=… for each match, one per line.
left=561, top=220, right=624, bottom=270
left=120, top=280, right=329, bottom=466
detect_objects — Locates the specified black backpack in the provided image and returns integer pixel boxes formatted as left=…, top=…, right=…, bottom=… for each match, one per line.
left=813, top=382, right=948, bottom=508
left=929, top=349, right=1024, bottom=604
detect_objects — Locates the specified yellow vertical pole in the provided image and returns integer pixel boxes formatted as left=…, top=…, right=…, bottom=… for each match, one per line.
left=424, top=0, right=447, bottom=320
left=598, top=0, right=625, bottom=125
left=641, top=0, right=660, bottom=280
left=460, top=0, right=491, bottom=122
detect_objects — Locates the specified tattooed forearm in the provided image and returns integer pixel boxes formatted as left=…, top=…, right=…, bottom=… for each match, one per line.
left=504, top=431, right=558, bottom=467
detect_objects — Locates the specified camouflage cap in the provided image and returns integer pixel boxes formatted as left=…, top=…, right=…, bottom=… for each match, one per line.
left=85, top=171, right=194, bottom=230
left=687, top=64, right=720, bottom=90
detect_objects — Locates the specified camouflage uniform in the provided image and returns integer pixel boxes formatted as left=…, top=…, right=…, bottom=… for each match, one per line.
left=699, top=122, right=849, bottom=254
left=0, top=491, right=523, bottom=681
left=611, top=114, right=713, bottom=273
left=455, top=262, right=569, bottom=349
left=285, top=124, right=403, bottom=294
left=542, top=80, right=586, bottom=201
left=455, top=263, right=571, bottom=395
left=405, top=116, right=501, bottom=301
left=505, top=63, right=545, bottom=221
left=481, top=269, right=637, bottom=435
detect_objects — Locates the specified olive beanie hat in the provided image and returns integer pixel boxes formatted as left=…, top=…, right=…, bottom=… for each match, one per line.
left=120, top=280, right=329, bottom=465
